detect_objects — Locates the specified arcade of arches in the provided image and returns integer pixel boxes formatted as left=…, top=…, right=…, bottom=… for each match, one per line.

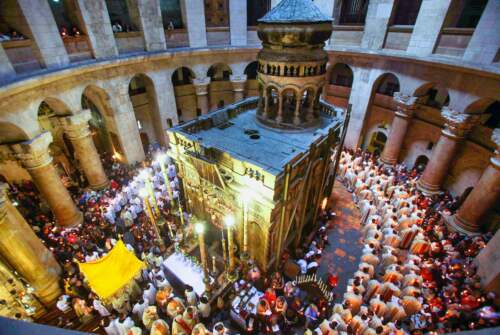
left=0, top=0, right=499, bottom=334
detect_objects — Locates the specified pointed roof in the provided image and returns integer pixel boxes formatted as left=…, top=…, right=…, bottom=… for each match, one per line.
left=258, top=0, right=333, bottom=24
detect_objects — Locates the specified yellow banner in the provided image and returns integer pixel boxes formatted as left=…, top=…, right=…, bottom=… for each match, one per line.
left=78, top=240, right=144, bottom=299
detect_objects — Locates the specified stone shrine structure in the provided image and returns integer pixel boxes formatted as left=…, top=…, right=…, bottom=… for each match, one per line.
left=168, top=0, right=343, bottom=270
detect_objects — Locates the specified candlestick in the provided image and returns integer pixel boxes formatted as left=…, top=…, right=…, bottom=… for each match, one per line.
left=212, top=255, right=217, bottom=274
left=195, top=223, right=211, bottom=293
left=140, top=188, right=163, bottom=247
left=221, top=233, right=227, bottom=272
left=225, top=215, right=236, bottom=275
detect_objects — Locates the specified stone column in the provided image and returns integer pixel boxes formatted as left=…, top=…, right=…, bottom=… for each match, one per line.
left=380, top=93, right=417, bottom=165
left=361, top=0, right=396, bottom=50
left=127, top=0, right=166, bottom=51
left=17, top=0, right=70, bottom=68
left=0, top=44, right=16, bottom=83
left=447, top=129, right=500, bottom=234
left=10, top=132, right=83, bottom=227
left=230, top=75, right=247, bottom=102
left=463, top=0, right=500, bottom=65
left=180, top=0, right=207, bottom=48
left=0, top=184, right=62, bottom=305
left=276, top=94, right=284, bottom=123
left=229, top=0, right=247, bottom=46
left=474, top=229, right=500, bottom=301
left=75, top=0, right=119, bottom=59
left=193, top=77, right=211, bottom=114
left=60, top=110, right=109, bottom=190
left=407, top=0, right=452, bottom=56
left=293, top=94, right=301, bottom=125
left=417, top=108, right=479, bottom=195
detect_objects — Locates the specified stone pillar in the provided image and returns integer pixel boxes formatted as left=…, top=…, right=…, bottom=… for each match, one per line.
left=10, top=132, right=83, bottom=227
left=17, top=0, right=70, bottom=68
left=60, top=110, right=109, bottom=190
left=474, top=229, right=500, bottom=302
left=447, top=129, right=500, bottom=234
left=127, top=0, right=166, bottom=51
left=361, top=0, right=396, bottom=50
left=407, top=0, right=452, bottom=56
left=463, top=0, right=500, bottom=64
left=0, top=184, right=62, bottom=305
left=229, top=0, right=247, bottom=46
left=230, top=75, right=247, bottom=102
left=193, top=77, right=211, bottom=114
left=180, top=0, right=207, bottom=48
left=0, top=44, right=15, bottom=83
left=380, top=93, right=417, bottom=165
left=75, top=0, right=119, bottom=59
left=417, top=108, right=479, bottom=195
left=276, top=94, right=283, bottom=123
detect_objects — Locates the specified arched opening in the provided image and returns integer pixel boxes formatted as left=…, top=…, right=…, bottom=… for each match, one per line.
left=265, top=86, right=279, bottom=119
left=375, top=73, right=400, bottom=97
left=281, top=88, right=298, bottom=124
left=483, top=101, right=500, bottom=129
left=0, top=122, right=30, bottom=145
left=326, top=63, right=354, bottom=108
left=81, top=95, right=113, bottom=155
left=129, top=74, right=165, bottom=151
left=172, top=67, right=195, bottom=86
left=244, top=61, right=259, bottom=97
left=367, top=131, right=387, bottom=156
left=414, top=155, right=429, bottom=172
left=414, top=83, right=450, bottom=109
left=171, top=67, right=196, bottom=123
left=82, top=85, right=120, bottom=158
left=301, top=87, right=316, bottom=121
left=207, top=63, right=233, bottom=109
left=37, top=101, right=75, bottom=183
left=244, top=61, right=258, bottom=80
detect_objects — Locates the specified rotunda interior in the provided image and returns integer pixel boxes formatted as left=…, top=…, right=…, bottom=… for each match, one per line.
left=0, top=0, right=499, bottom=334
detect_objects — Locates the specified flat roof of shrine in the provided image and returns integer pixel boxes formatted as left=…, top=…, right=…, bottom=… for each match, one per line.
left=169, top=100, right=343, bottom=175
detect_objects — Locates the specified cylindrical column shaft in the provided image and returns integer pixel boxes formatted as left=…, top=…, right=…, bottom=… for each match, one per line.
left=449, top=130, right=500, bottom=234
left=227, top=226, right=235, bottom=274
left=0, top=184, right=62, bottom=305
left=230, top=75, right=247, bottom=102
left=10, top=132, right=83, bottom=227
left=381, top=93, right=417, bottom=165
left=417, top=109, right=479, bottom=195
left=194, top=77, right=211, bottom=115
left=60, top=110, right=109, bottom=190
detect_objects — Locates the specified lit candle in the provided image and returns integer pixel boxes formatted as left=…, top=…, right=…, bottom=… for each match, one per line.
left=212, top=255, right=217, bottom=274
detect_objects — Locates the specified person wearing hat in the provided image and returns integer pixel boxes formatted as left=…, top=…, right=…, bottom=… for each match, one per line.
left=212, top=322, right=229, bottom=335
left=142, top=306, right=159, bottom=330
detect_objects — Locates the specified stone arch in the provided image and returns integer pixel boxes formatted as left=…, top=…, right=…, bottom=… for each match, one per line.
left=244, top=61, right=258, bottom=80
left=265, top=85, right=279, bottom=118
left=171, top=66, right=195, bottom=86
left=0, top=122, right=30, bottom=144
left=207, top=63, right=233, bottom=81
left=464, top=97, right=497, bottom=114
left=128, top=73, right=166, bottom=150
left=414, top=82, right=450, bottom=109
left=374, top=73, right=400, bottom=97
left=281, top=87, right=299, bottom=124
left=82, top=85, right=120, bottom=157
left=329, top=63, right=354, bottom=87
left=40, top=97, right=73, bottom=116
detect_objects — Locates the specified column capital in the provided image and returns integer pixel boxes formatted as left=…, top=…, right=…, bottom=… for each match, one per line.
left=491, top=128, right=500, bottom=168
left=230, top=74, right=247, bottom=92
left=193, top=77, right=211, bottom=95
left=441, top=107, right=480, bottom=139
left=59, top=110, right=92, bottom=140
left=10, top=132, right=53, bottom=169
left=393, top=92, right=417, bottom=118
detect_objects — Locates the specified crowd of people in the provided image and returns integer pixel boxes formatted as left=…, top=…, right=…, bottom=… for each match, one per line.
left=7, top=147, right=236, bottom=334
left=4, top=141, right=499, bottom=335
left=0, top=29, right=25, bottom=42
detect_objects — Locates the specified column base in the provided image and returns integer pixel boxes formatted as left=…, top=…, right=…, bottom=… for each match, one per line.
left=35, top=277, right=63, bottom=306
left=58, top=210, right=84, bottom=228
left=416, top=179, right=441, bottom=196
left=444, top=214, right=481, bottom=236
left=90, top=179, right=110, bottom=191
left=380, top=155, right=397, bottom=166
